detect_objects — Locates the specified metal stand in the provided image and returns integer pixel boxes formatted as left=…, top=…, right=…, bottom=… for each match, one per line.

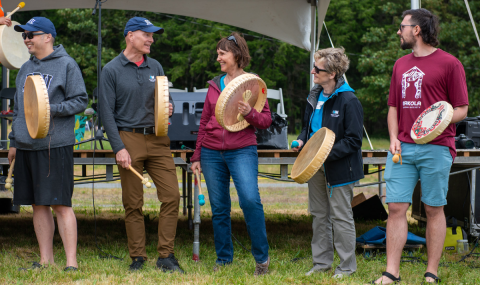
left=1, top=65, right=8, bottom=150
left=471, top=170, right=479, bottom=237
left=192, top=174, right=201, bottom=261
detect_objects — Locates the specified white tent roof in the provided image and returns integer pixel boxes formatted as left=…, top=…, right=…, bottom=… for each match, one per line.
left=3, top=0, right=330, bottom=50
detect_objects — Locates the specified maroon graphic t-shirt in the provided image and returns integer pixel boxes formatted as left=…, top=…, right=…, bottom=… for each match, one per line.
left=388, top=49, right=469, bottom=160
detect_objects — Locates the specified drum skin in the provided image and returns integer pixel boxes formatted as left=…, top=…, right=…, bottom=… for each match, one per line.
left=24, top=75, right=50, bottom=139
left=215, top=74, right=267, bottom=132
left=291, top=127, right=336, bottom=184
left=155, top=76, right=170, bottom=136
left=410, top=101, right=454, bottom=144
left=0, top=21, right=30, bottom=70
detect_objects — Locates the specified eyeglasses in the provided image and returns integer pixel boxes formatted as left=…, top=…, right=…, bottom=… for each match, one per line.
left=22, top=31, right=46, bottom=40
left=227, top=35, right=238, bottom=46
left=313, top=63, right=328, bottom=74
left=399, top=24, right=416, bottom=31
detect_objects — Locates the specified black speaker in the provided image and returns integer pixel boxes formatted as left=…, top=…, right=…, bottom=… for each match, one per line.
left=168, top=92, right=207, bottom=150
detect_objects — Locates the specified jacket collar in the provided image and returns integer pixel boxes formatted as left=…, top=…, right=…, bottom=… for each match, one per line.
left=307, top=77, right=346, bottom=107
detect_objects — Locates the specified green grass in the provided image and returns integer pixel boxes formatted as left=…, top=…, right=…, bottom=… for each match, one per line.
left=1, top=184, right=480, bottom=284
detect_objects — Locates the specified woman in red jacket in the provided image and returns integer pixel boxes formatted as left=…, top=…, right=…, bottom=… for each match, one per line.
left=190, top=32, right=272, bottom=276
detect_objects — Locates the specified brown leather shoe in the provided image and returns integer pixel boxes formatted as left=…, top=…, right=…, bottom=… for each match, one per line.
left=254, top=256, right=270, bottom=277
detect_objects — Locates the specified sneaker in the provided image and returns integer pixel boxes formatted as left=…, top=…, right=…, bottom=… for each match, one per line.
left=156, top=253, right=184, bottom=274
left=333, top=272, right=352, bottom=279
left=64, top=266, right=78, bottom=272
left=18, top=262, right=44, bottom=271
left=129, top=257, right=145, bottom=271
left=254, top=256, right=270, bottom=277
left=305, top=265, right=332, bottom=276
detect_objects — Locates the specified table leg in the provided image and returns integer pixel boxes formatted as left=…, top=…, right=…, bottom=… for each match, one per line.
left=280, top=164, right=288, bottom=180
left=182, top=168, right=187, bottom=216
left=378, top=165, right=384, bottom=203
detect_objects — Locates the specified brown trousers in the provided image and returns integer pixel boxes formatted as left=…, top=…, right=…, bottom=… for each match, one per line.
left=118, top=131, right=180, bottom=259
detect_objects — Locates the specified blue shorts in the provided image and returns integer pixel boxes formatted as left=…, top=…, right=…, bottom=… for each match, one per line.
left=384, top=142, right=453, bottom=206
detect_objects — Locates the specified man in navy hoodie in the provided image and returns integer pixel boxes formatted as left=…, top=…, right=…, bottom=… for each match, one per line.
left=8, top=17, right=88, bottom=271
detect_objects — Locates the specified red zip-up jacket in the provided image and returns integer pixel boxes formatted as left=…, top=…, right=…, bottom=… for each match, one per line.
left=190, top=74, right=272, bottom=162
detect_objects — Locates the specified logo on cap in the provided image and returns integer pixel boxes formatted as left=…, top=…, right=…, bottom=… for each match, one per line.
left=27, top=18, right=36, bottom=25
left=145, top=20, right=153, bottom=26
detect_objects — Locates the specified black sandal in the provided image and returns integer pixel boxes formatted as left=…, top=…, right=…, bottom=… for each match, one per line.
left=370, top=271, right=401, bottom=284
left=422, top=272, right=441, bottom=284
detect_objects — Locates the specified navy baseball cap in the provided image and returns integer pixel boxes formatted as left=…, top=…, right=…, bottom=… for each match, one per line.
left=124, top=17, right=164, bottom=37
left=14, top=17, right=57, bottom=38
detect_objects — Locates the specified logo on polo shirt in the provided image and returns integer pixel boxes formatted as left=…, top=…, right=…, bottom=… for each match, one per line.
left=149, top=76, right=156, bottom=82
left=27, top=18, right=36, bottom=25
left=145, top=20, right=153, bottom=26
left=331, top=110, right=339, bottom=117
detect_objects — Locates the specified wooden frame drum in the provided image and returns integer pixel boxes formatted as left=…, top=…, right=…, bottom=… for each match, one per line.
left=215, top=74, right=267, bottom=132
left=24, top=75, right=50, bottom=139
left=154, top=76, right=170, bottom=136
left=0, top=21, right=30, bottom=70
left=410, top=101, right=454, bottom=144
left=291, top=127, right=335, bottom=184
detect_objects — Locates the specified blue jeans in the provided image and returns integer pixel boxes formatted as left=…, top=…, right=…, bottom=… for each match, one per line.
left=201, top=146, right=269, bottom=264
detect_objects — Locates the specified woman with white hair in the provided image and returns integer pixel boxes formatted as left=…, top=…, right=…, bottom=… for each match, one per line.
left=292, top=47, right=364, bottom=279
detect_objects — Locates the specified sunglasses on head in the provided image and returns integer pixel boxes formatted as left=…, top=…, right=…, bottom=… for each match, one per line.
left=227, top=35, right=238, bottom=46
left=22, top=31, right=46, bottom=40
left=313, top=62, right=328, bottom=74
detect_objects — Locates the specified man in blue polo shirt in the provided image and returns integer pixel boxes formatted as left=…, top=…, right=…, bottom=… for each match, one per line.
left=99, top=17, right=182, bottom=273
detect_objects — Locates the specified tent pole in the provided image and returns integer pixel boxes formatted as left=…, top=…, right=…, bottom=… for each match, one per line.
left=309, top=0, right=316, bottom=90
left=411, top=0, right=420, bottom=9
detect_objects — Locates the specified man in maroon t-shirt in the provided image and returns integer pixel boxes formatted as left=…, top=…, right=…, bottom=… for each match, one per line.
left=372, top=9, right=468, bottom=285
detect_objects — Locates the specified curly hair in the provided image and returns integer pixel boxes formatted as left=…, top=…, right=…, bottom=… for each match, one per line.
left=216, top=32, right=251, bottom=69
left=313, top=47, right=350, bottom=82
left=402, top=8, right=440, bottom=47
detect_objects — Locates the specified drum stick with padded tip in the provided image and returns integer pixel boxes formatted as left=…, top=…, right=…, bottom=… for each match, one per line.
left=195, top=169, right=205, bottom=206
left=6, top=2, right=26, bottom=18
left=392, top=151, right=402, bottom=165
left=5, top=159, right=15, bottom=189
left=127, top=165, right=152, bottom=188
left=291, top=141, right=299, bottom=149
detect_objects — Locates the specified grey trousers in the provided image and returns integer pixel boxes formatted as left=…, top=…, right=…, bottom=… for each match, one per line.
left=308, top=168, right=357, bottom=275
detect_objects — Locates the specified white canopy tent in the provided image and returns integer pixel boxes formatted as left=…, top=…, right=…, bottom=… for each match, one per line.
left=4, top=0, right=330, bottom=51
left=4, top=0, right=331, bottom=88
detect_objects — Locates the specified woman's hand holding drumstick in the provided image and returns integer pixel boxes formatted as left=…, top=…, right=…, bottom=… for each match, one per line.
left=194, top=169, right=205, bottom=206
left=5, top=159, right=15, bottom=189
left=127, top=165, right=152, bottom=188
